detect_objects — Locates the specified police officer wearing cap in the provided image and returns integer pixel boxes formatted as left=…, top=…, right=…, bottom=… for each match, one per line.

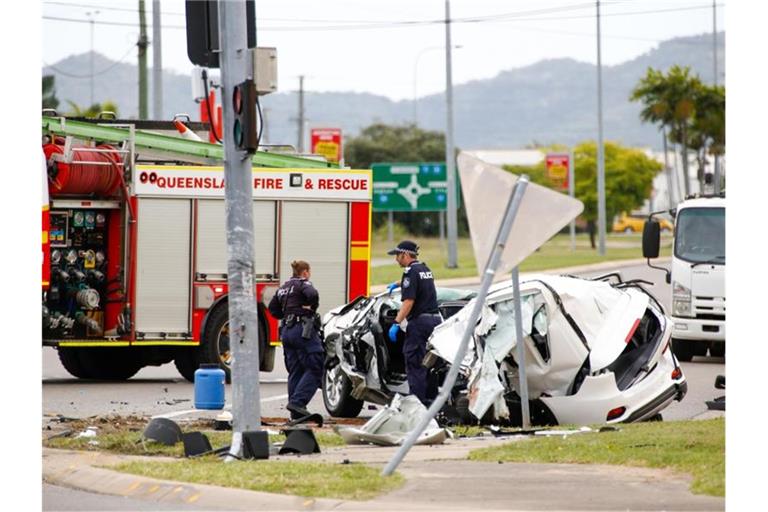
left=386, top=240, right=440, bottom=406
left=268, top=260, right=323, bottom=420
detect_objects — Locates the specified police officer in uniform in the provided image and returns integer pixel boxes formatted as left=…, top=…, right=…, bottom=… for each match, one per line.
left=268, top=260, right=323, bottom=419
left=386, top=240, right=440, bottom=406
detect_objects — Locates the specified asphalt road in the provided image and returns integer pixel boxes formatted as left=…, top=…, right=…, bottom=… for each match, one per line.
left=42, top=260, right=724, bottom=424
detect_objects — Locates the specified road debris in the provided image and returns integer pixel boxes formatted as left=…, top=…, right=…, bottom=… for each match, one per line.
left=337, top=394, right=449, bottom=446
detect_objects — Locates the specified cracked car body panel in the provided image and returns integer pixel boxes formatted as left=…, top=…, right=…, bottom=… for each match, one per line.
left=432, top=274, right=686, bottom=425
left=336, top=394, right=448, bottom=446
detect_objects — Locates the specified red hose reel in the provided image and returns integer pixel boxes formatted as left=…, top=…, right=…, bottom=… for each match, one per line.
left=43, top=143, right=123, bottom=196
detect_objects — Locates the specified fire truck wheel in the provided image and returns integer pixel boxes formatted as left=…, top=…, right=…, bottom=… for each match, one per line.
left=173, top=350, right=199, bottom=383
left=57, top=347, right=93, bottom=379
left=200, top=305, right=233, bottom=382
left=200, top=304, right=270, bottom=383
left=77, top=348, right=142, bottom=380
left=257, top=317, right=270, bottom=372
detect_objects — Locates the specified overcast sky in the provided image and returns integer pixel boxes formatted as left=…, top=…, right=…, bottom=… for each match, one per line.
left=43, top=0, right=724, bottom=101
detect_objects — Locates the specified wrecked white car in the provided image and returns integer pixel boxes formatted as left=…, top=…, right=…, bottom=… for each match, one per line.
left=322, top=273, right=687, bottom=426
left=429, top=273, right=688, bottom=425
left=321, top=287, right=475, bottom=418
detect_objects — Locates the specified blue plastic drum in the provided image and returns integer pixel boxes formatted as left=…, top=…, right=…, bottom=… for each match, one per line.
left=194, top=364, right=226, bottom=410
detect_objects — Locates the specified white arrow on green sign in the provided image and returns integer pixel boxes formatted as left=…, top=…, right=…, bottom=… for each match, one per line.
left=371, top=162, right=460, bottom=212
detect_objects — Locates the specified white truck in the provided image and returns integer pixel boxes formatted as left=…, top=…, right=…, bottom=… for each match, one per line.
left=643, top=194, right=725, bottom=361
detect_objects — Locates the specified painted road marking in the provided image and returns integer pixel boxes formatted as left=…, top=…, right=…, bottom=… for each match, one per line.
left=152, top=394, right=289, bottom=419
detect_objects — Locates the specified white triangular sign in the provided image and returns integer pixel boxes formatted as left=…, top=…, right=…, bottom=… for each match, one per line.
left=457, top=152, right=584, bottom=276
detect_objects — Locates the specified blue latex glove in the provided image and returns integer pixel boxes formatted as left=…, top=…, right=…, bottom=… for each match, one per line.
left=387, top=282, right=400, bottom=294
left=388, top=324, right=400, bottom=343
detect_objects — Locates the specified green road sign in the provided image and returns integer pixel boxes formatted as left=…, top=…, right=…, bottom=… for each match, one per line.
left=372, top=162, right=459, bottom=212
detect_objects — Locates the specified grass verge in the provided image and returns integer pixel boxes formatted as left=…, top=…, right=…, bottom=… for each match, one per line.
left=112, top=458, right=404, bottom=500
left=468, top=418, right=724, bottom=497
left=46, top=427, right=403, bottom=500
left=371, top=232, right=672, bottom=285
left=45, top=429, right=346, bottom=457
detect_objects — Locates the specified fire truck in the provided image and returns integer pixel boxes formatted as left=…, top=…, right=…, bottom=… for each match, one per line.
left=41, top=115, right=372, bottom=381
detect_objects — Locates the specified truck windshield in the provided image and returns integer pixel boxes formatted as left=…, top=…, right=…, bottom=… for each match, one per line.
left=674, top=207, right=725, bottom=264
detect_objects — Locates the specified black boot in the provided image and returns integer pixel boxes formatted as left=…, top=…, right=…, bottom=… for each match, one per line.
left=287, top=403, right=311, bottom=420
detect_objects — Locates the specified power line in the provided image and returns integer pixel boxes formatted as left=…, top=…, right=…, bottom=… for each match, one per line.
left=43, top=2, right=724, bottom=32
left=42, top=0, right=608, bottom=22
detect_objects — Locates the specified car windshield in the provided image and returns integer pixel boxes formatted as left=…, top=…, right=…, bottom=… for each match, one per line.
left=674, top=207, right=725, bottom=264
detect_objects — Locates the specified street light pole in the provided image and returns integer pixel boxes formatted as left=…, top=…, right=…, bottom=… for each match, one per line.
left=595, top=0, right=607, bottom=255
left=86, top=10, right=99, bottom=107
left=712, top=0, right=722, bottom=194
left=444, top=0, right=458, bottom=268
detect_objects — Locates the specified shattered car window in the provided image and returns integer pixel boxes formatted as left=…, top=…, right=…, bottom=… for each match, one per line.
left=484, top=292, right=550, bottom=364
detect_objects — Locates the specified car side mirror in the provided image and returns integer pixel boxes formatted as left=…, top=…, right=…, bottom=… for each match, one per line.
left=642, top=220, right=660, bottom=259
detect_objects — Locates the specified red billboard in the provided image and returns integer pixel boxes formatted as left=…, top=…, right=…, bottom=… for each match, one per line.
left=545, top=153, right=570, bottom=190
left=310, top=128, right=342, bottom=164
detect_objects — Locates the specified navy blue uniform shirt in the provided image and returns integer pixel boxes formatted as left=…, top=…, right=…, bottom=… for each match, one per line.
left=268, top=277, right=319, bottom=319
left=399, top=260, right=438, bottom=320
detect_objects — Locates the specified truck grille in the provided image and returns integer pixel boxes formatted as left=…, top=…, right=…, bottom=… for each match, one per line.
left=693, top=296, right=725, bottom=321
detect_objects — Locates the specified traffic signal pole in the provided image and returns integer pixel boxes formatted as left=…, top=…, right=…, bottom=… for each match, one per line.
left=218, top=0, right=262, bottom=458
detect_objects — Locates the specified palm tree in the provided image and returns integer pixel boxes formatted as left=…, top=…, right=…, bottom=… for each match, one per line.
left=65, top=100, right=120, bottom=118
left=686, top=84, right=725, bottom=191
left=631, top=66, right=702, bottom=196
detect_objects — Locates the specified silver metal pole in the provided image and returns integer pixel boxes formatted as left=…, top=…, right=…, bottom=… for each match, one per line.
left=219, top=0, right=262, bottom=458
left=387, top=210, right=394, bottom=244
left=511, top=267, right=530, bottom=429
left=662, top=128, right=675, bottom=207
left=444, top=0, right=458, bottom=268
left=595, top=0, right=607, bottom=256
left=439, top=210, right=446, bottom=248
left=568, top=149, right=576, bottom=251
left=297, top=75, right=305, bottom=153
left=672, top=143, right=683, bottom=200
left=152, top=0, right=163, bottom=120
left=87, top=10, right=98, bottom=106
left=713, top=0, right=718, bottom=87
left=712, top=0, right=721, bottom=194
left=382, top=176, right=530, bottom=476
left=413, top=56, right=419, bottom=125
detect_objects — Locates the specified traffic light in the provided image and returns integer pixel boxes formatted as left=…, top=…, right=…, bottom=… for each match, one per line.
left=232, top=79, right=258, bottom=153
left=185, top=0, right=257, bottom=69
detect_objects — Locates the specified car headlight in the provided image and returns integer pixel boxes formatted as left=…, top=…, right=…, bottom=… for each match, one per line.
left=672, top=281, right=692, bottom=317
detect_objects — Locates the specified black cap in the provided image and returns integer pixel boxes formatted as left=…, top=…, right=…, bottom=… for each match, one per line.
left=387, top=240, right=419, bottom=256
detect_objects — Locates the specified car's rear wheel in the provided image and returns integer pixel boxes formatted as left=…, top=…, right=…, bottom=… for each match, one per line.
left=322, top=363, right=363, bottom=417
left=672, top=338, right=694, bottom=362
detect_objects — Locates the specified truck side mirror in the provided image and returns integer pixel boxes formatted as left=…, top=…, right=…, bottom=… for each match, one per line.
left=642, top=220, right=660, bottom=259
